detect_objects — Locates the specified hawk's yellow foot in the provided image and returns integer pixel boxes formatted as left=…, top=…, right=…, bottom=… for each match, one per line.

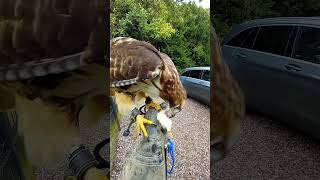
left=136, top=114, right=154, bottom=138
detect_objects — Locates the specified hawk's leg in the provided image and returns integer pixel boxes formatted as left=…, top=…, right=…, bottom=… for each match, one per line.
left=134, top=97, right=163, bottom=138
left=135, top=114, right=154, bottom=138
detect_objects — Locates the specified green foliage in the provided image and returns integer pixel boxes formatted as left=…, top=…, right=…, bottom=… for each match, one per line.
left=211, top=0, right=320, bottom=40
left=211, top=0, right=274, bottom=40
left=271, top=0, right=320, bottom=16
left=111, top=0, right=210, bottom=72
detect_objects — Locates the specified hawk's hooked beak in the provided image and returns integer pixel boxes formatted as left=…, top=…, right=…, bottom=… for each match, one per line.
left=211, top=131, right=240, bottom=162
left=211, top=136, right=226, bottom=162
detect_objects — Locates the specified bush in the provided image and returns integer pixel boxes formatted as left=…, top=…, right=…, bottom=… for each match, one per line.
left=111, top=0, right=210, bottom=72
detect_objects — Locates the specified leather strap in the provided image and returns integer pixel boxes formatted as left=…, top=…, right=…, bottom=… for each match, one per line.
left=68, top=145, right=98, bottom=180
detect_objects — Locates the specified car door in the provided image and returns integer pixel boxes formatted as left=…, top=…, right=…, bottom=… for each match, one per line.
left=180, top=70, right=190, bottom=94
left=198, top=70, right=210, bottom=105
left=222, top=27, right=264, bottom=108
left=280, top=26, right=320, bottom=138
left=186, top=70, right=203, bottom=99
left=223, top=25, right=297, bottom=117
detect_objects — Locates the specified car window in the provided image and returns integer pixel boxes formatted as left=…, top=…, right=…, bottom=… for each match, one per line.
left=252, top=26, right=293, bottom=56
left=293, top=27, right=320, bottom=64
left=181, top=70, right=189, bottom=76
left=284, top=26, right=299, bottom=57
left=202, top=70, right=210, bottom=81
left=226, top=27, right=259, bottom=49
left=189, top=70, right=202, bottom=79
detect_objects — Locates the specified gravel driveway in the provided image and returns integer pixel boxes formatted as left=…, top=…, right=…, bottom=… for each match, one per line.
left=111, top=98, right=210, bottom=180
left=212, top=112, right=320, bottom=180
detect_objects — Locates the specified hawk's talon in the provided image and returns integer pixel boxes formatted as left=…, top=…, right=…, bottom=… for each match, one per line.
left=136, top=114, right=154, bottom=138
left=168, top=131, right=174, bottom=139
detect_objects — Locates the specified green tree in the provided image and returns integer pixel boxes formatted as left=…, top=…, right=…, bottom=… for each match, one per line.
left=211, top=0, right=320, bottom=40
left=111, top=0, right=210, bottom=72
left=272, top=0, right=320, bottom=16
left=211, top=0, right=274, bottom=40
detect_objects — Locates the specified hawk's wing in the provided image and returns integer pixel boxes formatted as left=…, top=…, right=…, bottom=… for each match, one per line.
left=211, top=26, right=245, bottom=160
left=0, top=1, right=108, bottom=169
left=110, top=37, right=164, bottom=87
left=0, top=0, right=106, bottom=81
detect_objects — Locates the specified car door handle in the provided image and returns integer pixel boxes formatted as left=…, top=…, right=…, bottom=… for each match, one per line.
left=235, top=53, right=247, bottom=59
left=284, top=64, right=301, bottom=72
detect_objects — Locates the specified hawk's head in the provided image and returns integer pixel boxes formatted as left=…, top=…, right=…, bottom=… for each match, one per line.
left=159, top=52, right=187, bottom=116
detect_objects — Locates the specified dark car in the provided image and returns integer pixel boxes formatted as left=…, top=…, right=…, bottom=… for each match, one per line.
left=222, top=17, right=320, bottom=139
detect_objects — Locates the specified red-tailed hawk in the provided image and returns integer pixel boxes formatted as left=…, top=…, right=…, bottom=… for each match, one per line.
left=110, top=37, right=187, bottom=135
left=211, top=27, right=245, bottom=161
left=0, top=0, right=108, bottom=176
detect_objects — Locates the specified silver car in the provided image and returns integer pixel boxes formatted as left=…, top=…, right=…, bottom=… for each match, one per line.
left=180, top=67, right=210, bottom=105
left=222, top=17, right=320, bottom=139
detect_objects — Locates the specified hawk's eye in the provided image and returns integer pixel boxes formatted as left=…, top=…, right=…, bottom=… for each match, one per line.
left=171, top=106, right=182, bottom=115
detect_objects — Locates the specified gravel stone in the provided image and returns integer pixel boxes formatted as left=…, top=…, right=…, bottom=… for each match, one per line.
left=212, top=112, right=320, bottom=180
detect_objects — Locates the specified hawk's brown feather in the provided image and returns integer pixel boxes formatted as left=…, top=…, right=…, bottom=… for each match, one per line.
left=0, top=0, right=108, bottom=169
left=110, top=37, right=186, bottom=110
left=211, top=26, right=245, bottom=160
left=159, top=52, right=186, bottom=108
left=110, top=37, right=163, bottom=83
